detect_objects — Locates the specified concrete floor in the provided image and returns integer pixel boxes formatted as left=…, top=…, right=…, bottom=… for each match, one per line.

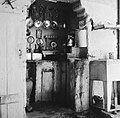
left=26, top=102, right=120, bottom=118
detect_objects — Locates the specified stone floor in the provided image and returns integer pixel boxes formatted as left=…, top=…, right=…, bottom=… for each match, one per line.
left=26, top=102, right=120, bottom=118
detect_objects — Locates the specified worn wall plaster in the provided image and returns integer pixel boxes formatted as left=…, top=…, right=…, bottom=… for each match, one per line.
left=82, top=0, right=117, bottom=60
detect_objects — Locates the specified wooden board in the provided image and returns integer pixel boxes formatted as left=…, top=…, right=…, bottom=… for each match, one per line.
left=0, top=12, right=26, bottom=118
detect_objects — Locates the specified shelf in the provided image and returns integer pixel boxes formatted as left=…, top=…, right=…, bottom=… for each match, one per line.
left=26, top=53, right=42, bottom=60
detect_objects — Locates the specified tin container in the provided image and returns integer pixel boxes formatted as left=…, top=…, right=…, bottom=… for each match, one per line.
left=109, top=52, right=114, bottom=59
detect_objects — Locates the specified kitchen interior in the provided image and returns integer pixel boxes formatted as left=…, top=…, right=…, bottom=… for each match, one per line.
left=25, top=0, right=120, bottom=118
left=25, top=0, right=89, bottom=117
left=26, top=0, right=79, bottom=112
left=1, top=0, right=120, bottom=118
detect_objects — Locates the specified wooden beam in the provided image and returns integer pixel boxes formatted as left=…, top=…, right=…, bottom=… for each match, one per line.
left=0, top=94, right=19, bottom=105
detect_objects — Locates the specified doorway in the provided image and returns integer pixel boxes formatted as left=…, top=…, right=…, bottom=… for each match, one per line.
left=25, top=0, right=78, bottom=112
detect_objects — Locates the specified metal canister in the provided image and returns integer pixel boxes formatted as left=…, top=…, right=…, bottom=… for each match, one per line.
left=109, top=52, right=114, bottom=59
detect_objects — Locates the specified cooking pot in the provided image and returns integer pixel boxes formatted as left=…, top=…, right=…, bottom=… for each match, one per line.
left=43, top=20, right=51, bottom=29
left=51, top=21, right=58, bottom=29
left=34, top=20, right=43, bottom=28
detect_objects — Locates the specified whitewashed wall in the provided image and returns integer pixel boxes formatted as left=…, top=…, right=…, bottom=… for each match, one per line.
left=73, top=0, right=118, bottom=113
left=82, top=0, right=117, bottom=60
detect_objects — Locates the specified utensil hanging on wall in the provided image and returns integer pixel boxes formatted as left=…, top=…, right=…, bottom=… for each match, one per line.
left=36, top=29, right=42, bottom=39
left=39, top=5, right=45, bottom=21
left=26, top=17, right=34, bottom=28
left=43, top=6, right=51, bottom=29
left=58, top=23, right=66, bottom=29
left=26, top=28, right=31, bottom=36
left=36, top=39, right=44, bottom=46
left=27, top=36, right=35, bottom=44
left=51, top=21, right=58, bottom=29
left=34, top=20, right=43, bottom=28
left=29, top=2, right=42, bottom=21
left=43, top=20, right=51, bottom=29
left=52, top=7, right=58, bottom=21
